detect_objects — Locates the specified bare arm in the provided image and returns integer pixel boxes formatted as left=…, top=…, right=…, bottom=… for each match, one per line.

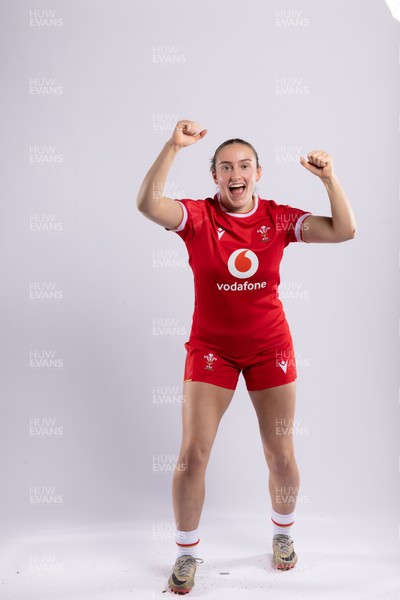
left=136, top=120, right=207, bottom=230
left=299, top=151, right=356, bottom=243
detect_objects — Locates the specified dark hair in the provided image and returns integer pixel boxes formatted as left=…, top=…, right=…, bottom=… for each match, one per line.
left=210, top=138, right=260, bottom=172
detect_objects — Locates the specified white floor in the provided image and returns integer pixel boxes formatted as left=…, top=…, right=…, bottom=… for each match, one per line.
left=1, top=513, right=399, bottom=600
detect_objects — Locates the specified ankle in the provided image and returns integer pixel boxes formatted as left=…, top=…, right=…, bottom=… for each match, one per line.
left=271, top=508, right=295, bottom=538
left=175, top=528, right=200, bottom=558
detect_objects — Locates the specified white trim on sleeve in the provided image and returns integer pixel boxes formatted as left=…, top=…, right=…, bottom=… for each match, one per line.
left=171, top=201, right=188, bottom=232
left=294, top=213, right=312, bottom=242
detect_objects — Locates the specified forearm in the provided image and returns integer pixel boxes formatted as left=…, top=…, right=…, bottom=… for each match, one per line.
left=322, top=174, right=356, bottom=240
left=137, top=140, right=181, bottom=214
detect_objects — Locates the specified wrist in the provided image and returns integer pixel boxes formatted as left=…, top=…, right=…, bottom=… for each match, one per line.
left=165, top=139, right=183, bottom=153
left=321, top=172, right=338, bottom=187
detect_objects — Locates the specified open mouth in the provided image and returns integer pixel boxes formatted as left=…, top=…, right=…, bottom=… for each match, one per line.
left=229, top=184, right=246, bottom=198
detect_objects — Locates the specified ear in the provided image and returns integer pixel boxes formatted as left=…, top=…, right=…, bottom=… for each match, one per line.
left=211, top=169, right=218, bottom=185
left=256, top=165, right=262, bottom=182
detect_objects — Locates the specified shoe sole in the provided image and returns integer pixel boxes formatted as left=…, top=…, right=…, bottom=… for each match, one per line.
left=169, top=586, right=192, bottom=594
left=274, top=555, right=298, bottom=571
left=276, top=562, right=297, bottom=570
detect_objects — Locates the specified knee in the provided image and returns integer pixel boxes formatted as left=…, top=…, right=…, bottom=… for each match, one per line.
left=265, top=450, right=295, bottom=476
left=178, top=442, right=210, bottom=475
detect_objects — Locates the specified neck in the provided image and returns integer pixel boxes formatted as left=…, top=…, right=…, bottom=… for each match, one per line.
left=219, top=193, right=255, bottom=213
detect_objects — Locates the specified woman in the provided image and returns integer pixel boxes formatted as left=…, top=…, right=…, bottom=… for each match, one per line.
left=137, top=120, right=356, bottom=595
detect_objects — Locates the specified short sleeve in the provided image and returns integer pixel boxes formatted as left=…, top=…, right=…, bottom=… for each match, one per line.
left=280, top=204, right=312, bottom=245
left=165, top=199, right=207, bottom=244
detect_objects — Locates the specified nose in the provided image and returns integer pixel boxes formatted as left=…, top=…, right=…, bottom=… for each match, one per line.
left=230, top=167, right=242, bottom=180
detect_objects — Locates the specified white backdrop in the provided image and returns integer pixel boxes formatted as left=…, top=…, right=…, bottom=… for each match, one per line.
left=1, top=0, right=399, bottom=539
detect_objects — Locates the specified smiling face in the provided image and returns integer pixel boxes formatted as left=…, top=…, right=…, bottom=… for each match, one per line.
left=211, top=143, right=262, bottom=213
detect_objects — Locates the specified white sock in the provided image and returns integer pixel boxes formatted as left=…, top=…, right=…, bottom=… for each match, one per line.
left=271, top=508, right=295, bottom=538
left=175, top=528, right=200, bottom=558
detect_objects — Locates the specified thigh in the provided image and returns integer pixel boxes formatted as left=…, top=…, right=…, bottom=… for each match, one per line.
left=181, top=381, right=235, bottom=448
left=248, top=382, right=296, bottom=453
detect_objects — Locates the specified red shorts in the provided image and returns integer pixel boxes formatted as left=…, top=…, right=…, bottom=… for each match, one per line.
left=183, top=339, right=297, bottom=391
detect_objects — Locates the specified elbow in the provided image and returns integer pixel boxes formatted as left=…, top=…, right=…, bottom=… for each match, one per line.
left=337, top=227, right=356, bottom=242
left=136, top=195, right=149, bottom=215
left=347, top=226, right=357, bottom=241
left=136, top=191, right=159, bottom=217
left=137, top=205, right=151, bottom=220
left=137, top=198, right=158, bottom=222
left=136, top=195, right=144, bottom=213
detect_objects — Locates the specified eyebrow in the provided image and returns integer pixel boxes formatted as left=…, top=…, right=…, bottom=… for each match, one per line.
left=218, top=159, right=253, bottom=166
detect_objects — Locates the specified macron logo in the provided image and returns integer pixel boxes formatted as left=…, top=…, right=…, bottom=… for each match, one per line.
left=217, top=227, right=225, bottom=239
left=277, top=360, right=288, bottom=373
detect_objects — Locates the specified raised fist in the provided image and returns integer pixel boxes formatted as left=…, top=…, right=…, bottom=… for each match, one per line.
left=169, top=120, right=208, bottom=148
left=300, top=150, right=333, bottom=179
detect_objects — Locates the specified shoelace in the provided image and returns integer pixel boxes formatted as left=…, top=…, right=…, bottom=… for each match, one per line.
left=174, top=555, right=204, bottom=578
left=273, top=534, right=293, bottom=554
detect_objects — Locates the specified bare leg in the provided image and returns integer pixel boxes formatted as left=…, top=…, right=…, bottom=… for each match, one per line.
left=248, top=381, right=299, bottom=515
left=172, top=381, right=235, bottom=531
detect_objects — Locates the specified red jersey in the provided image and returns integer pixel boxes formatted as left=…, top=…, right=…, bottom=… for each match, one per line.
left=169, top=193, right=311, bottom=357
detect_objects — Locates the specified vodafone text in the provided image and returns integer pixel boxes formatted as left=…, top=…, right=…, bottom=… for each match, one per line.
left=216, top=280, right=267, bottom=292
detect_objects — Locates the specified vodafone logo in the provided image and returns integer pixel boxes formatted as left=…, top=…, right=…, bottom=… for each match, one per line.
left=217, top=248, right=265, bottom=291
left=227, top=249, right=259, bottom=279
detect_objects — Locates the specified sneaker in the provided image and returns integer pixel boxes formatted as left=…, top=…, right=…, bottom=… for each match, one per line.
left=272, top=534, right=298, bottom=570
left=168, top=555, right=203, bottom=594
